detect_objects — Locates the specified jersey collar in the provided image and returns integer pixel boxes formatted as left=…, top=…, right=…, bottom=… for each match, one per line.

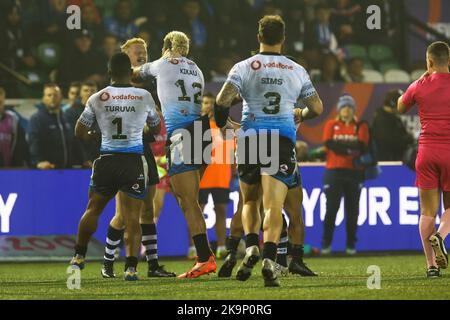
left=110, top=83, right=133, bottom=88
left=258, top=52, right=282, bottom=56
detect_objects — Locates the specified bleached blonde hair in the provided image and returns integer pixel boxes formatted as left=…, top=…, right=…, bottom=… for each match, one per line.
left=120, top=37, right=147, bottom=53
left=163, top=31, right=190, bottom=56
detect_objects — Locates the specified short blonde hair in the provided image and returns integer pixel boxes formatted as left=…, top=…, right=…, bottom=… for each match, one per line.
left=120, top=37, right=147, bottom=53
left=163, top=31, right=190, bottom=56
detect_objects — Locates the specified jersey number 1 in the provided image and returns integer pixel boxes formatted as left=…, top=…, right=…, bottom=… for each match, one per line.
left=112, top=117, right=127, bottom=140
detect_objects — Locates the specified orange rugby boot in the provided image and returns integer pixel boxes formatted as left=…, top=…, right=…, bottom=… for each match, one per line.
left=178, top=255, right=217, bottom=279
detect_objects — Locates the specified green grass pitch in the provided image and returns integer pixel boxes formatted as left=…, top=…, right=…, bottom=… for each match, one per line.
left=0, top=254, right=449, bottom=300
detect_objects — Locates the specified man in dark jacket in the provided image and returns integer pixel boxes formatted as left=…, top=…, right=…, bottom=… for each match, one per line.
left=0, top=87, right=29, bottom=167
left=64, top=81, right=99, bottom=167
left=372, top=89, right=414, bottom=161
left=28, top=83, right=73, bottom=169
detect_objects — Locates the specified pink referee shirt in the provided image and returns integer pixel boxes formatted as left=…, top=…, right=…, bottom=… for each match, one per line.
left=401, top=72, right=450, bottom=145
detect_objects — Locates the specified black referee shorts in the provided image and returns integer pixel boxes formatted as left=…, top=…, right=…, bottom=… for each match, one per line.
left=198, top=188, right=230, bottom=205
left=89, top=153, right=149, bottom=199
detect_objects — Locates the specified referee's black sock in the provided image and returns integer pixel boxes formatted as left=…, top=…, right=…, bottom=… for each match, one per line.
left=262, top=242, right=277, bottom=261
left=103, top=225, right=123, bottom=264
left=245, top=233, right=260, bottom=248
left=226, top=236, right=241, bottom=254
left=141, top=223, right=159, bottom=270
left=193, top=233, right=211, bottom=263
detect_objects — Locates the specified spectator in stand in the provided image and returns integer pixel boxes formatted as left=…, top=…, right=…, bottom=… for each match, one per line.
left=330, top=0, right=363, bottom=44
left=57, top=29, right=107, bottom=89
left=322, top=94, right=369, bottom=255
left=29, top=84, right=73, bottom=169
left=0, top=3, right=36, bottom=97
left=80, top=1, right=104, bottom=41
left=0, top=87, right=29, bottom=168
left=372, top=89, right=414, bottom=161
left=313, top=53, right=344, bottom=83
left=304, top=4, right=339, bottom=69
left=64, top=81, right=99, bottom=167
left=176, top=0, right=209, bottom=66
left=210, top=55, right=235, bottom=82
left=103, top=0, right=138, bottom=42
left=62, top=81, right=81, bottom=112
left=101, top=34, right=119, bottom=61
left=343, top=57, right=364, bottom=82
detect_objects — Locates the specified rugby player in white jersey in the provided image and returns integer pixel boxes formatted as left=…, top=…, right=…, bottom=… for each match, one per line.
left=70, top=52, right=161, bottom=281
left=214, top=15, right=323, bottom=287
left=101, top=38, right=175, bottom=278
left=134, top=31, right=216, bottom=278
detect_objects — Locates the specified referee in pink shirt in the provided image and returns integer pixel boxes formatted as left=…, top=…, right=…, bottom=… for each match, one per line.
left=398, top=41, right=450, bottom=278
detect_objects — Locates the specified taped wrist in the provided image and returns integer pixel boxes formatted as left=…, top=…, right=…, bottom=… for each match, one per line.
left=214, top=102, right=229, bottom=128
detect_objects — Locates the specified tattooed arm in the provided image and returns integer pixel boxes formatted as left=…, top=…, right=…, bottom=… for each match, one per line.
left=214, top=82, right=240, bottom=128
left=294, top=93, right=324, bottom=123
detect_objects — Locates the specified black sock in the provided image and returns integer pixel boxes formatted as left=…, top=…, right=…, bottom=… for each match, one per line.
left=226, top=236, right=241, bottom=253
left=193, top=233, right=211, bottom=263
left=262, top=242, right=277, bottom=261
left=245, top=233, right=259, bottom=248
left=125, top=256, right=138, bottom=270
left=276, top=231, right=288, bottom=267
left=141, top=224, right=159, bottom=270
left=103, top=225, right=124, bottom=264
left=75, top=244, right=87, bottom=257
left=290, top=244, right=304, bottom=262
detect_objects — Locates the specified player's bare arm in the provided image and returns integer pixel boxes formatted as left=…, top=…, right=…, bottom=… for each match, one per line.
left=397, top=96, right=408, bottom=114
left=214, top=82, right=239, bottom=128
left=295, top=93, right=324, bottom=123
left=75, top=120, right=98, bottom=141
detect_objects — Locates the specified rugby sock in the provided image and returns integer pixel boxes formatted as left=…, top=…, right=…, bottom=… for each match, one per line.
left=276, top=231, right=288, bottom=267
left=141, top=224, right=159, bottom=270
left=226, top=236, right=241, bottom=253
left=104, top=225, right=123, bottom=263
left=262, top=242, right=277, bottom=261
left=437, top=209, right=450, bottom=240
left=125, top=256, right=138, bottom=270
left=74, top=245, right=87, bottom=257
left=290, top=244, right=304, bottom=262
left=193, top=233, right=211, bottom=263
left=419, top=215, right=437, bottom=268
left=245, top=233, right=260, bottom=248
left=276, top=216, right=289, bottom=267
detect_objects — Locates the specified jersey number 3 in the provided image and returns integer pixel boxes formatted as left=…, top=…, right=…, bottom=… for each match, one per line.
left=112, top=117, right=127, bottom=140
left=263, top=92, right=281, bottom=115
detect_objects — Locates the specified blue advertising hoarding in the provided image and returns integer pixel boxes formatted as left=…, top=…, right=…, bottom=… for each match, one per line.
left=0, top=165, right=445, bottom=257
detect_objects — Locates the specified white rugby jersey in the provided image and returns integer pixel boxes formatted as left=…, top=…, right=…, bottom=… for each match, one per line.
left=226, top=52, right=317, bottom=143
left=139, top=57, right=204, bottom=136
left=79, top=85, right=160, bottom=154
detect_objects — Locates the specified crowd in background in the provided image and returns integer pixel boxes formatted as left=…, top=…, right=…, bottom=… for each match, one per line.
left=0, top=0, right=405, bottom=97
left=0, top=0, right=417, bottom=170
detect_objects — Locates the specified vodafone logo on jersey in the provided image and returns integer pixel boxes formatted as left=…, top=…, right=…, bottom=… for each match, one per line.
left=100, top=92, right=110, bottom=101
left=250, top=59, right=293, bottom=71
left=112, top=94, right=143, bottom=101
left=251, top=60, right=262, bottom=70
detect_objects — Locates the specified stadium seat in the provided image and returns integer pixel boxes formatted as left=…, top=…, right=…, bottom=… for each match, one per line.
left=344, top=44, right=367, bottom=59
left=379, top=61, right=400, bottom=74
left=384, top=69, right=411, bottom=83
left=368, top=44, right=394, bottom=62
left=410, top=69, right=426, bottom=80
left=363, top=59, right=375, bottom=70
left=362, top=70, right=384, bottom=83
left=37, top=43, right=61, bottom=69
